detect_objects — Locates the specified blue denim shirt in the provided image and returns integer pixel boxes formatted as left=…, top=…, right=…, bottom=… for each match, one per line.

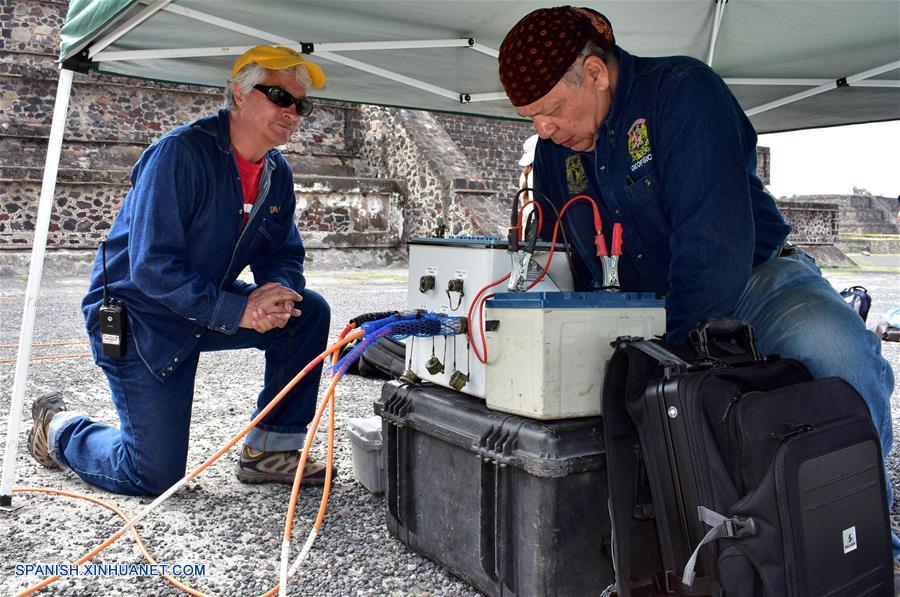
left=82, top=109, right=307, bottom=381
left=533, top=47, right=791, bottom=344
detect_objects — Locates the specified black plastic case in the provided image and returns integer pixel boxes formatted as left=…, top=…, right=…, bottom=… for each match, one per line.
left=376, top=381, right=617, bottom=596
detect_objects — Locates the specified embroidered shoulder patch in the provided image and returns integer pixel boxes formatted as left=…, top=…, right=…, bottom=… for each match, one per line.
left=627, top=118, right=653, bottom=172
left=565, top=154, right=588, bottom=194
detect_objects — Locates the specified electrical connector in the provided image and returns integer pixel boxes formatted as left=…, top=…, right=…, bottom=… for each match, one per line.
left=507, top=226, right=519, bottom=253
left=595, top=233, right=608, bottom=257
left=612, top=223, right=623, bottom=256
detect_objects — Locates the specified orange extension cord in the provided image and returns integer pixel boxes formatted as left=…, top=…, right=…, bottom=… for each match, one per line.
left=14, top=327, right=363, bottom=597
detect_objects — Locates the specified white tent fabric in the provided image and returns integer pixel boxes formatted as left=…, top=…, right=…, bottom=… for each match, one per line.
left=3, top=0, right=900, bottom=505
left=59, top=0, right=900, bottom=132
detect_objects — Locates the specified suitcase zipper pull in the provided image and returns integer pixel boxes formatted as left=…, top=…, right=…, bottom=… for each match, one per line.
left=771, top=423, right=815, bottom=442
left=715, top=393, right=742, bottom=428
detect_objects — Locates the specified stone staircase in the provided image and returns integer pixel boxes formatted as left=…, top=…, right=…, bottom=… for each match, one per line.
left=0, top=0, right=410, bottom=267
left=798, top=195, right=900, bottom=254
left=0, top=38, right=408, bottom=267
left=0, top=0, right=524, bottom=267
left=0, top=106, right=407, bottom=263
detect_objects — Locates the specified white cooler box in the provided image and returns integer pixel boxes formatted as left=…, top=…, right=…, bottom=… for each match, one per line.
left=484, top=292, right=666, bottom=419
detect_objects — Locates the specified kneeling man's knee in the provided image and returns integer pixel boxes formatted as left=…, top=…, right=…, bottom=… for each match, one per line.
left=298, top=289, right=331, bottom=329
left=134, top=462, right=187, bottom=496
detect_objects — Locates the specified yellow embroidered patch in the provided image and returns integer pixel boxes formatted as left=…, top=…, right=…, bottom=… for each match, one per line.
left=269, top=206, right=281, bottom=214
left=627, top=118, right=651, bottom=162
left=566, top=154, right=588, bottom=194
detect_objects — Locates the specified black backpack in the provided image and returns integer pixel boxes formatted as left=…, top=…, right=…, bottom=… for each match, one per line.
left=840, top=285, right=872, bottom=322
left=602, top=318, right=892, bottom=596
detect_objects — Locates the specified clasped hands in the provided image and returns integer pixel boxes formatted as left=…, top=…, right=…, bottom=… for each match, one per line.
left=238, top=282, right=302, bottom=333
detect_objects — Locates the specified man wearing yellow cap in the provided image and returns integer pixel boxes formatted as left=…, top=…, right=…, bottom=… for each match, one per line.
left=26, top=47, right=335, bottom=495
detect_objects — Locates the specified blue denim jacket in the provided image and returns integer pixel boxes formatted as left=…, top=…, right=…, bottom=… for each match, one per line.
left=533, top=47, right=791, bottom=343
left=82, top=109, right=306, bottom=381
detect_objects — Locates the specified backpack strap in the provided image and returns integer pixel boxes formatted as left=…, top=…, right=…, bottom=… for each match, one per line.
left=603, top=343, right=642, bottom=597
left=682, top=506, right=757, bottom=586
left=625, top=338, right=692, bottom=376
left=604, top=337, right=693, bottom=596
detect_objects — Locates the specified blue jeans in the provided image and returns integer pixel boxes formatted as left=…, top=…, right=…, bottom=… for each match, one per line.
left=49, top=289, right=330, bottom=496
left=731, top=251, right=898, bottom=556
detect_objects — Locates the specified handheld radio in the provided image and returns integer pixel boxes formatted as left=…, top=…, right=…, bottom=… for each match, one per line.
left=98, top=241, right=126, bottom=358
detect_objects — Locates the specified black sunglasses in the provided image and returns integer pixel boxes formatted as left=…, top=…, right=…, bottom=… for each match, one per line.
left=253, top=84, right=314, bottom=117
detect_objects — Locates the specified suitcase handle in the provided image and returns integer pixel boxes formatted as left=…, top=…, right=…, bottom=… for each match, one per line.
left=689, top=318, right=762, bottom=365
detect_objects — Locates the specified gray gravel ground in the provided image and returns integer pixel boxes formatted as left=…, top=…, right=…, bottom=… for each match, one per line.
left=1, top=267, right=898, bottom=596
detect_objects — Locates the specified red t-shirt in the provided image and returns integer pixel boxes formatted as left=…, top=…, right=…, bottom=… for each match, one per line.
left=235, top=150, right=263, bottom=225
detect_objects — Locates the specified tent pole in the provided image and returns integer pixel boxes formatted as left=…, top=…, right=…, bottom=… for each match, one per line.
left=0, top=67, right=75, bottom=511
left=706, top=0, right=726, bottom=66
left=746, top=59, right=900, bottom=116
left=88, top=0, right=173, bottom=58
left=154, top=4, right=463, bottom=102
left=94, top=38, right=474, bottom=63
left=315, top=50, right=460, bottom=101
left=727, top=77, right=900, bottom=88
left=159, top=3, right=295, bottom=45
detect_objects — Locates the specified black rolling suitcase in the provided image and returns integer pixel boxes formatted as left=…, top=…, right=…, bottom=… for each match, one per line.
left=603, top=318, right=893, bottom=597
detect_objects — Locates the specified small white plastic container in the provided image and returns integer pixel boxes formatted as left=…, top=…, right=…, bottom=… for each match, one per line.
left=346, top=416, right=385, bottom=494
left=484, top=292, right=666, bottom=420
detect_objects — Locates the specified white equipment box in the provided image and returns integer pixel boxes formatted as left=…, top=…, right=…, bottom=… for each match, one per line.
left=407, top=237, right=573, bottom=398
left=484, top=292, right=666, bottom=419
left=346, top=416, right=384, bottom=495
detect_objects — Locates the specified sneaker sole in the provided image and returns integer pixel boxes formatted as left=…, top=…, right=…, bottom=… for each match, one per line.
left=234, top=466, right=333, bottom=486
left=28, top=392, right=65, bottom=469
left=26, top=427, right=58, bottom=469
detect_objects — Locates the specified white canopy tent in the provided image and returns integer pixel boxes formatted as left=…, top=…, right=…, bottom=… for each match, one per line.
left=3, top=0, right=899, bottom=507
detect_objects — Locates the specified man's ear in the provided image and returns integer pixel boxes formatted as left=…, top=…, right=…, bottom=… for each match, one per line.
left=583, top=56, right=611, bottom=91
left=232, top=83, right=244, bottom=107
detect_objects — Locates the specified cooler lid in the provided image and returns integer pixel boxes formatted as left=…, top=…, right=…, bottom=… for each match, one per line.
left=487, top=291, right=666, bottom=309
left=348, top=416, right=383, bottom=444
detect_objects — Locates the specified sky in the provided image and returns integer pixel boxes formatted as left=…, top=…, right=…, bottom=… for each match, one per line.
left=758, top=121, right=900, bottom=200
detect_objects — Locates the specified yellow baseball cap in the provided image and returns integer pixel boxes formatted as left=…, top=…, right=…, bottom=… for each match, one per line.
left=231, top=46, right=326, bottom=88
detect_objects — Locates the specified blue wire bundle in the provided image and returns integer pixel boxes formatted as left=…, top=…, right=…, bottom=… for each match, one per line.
left=330, top=312, right=465, bottom=376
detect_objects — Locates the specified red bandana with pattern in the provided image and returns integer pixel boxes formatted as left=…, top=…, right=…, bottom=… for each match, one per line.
left=499, top=6, right=615, bottom=107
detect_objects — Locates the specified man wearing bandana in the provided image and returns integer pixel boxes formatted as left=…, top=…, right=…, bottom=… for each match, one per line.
left=499, top=5, right=896, bottom=561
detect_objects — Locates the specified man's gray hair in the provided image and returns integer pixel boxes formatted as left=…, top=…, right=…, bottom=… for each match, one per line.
left=562, top=41, right=613, bottom=88
left=224, top=63, right=313, bottom=109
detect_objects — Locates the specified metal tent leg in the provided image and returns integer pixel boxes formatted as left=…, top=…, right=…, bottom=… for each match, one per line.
left=0, top=67, right=76, bottom=512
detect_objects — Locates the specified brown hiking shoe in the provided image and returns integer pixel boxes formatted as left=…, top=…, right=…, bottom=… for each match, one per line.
left=235, top=445, right=334, bottom=485
left=27, top=392, right=67, bottom=469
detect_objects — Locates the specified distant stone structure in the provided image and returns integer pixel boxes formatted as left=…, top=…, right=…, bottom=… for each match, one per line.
left=780, top=194, right=900, bottom=254
left=1, top=0, right=777, bottom=268
left=776, top=200, right=840, bottom=245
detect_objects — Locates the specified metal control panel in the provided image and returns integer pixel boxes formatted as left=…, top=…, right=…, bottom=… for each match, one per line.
left=406, top=237, right=573, bottom=398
